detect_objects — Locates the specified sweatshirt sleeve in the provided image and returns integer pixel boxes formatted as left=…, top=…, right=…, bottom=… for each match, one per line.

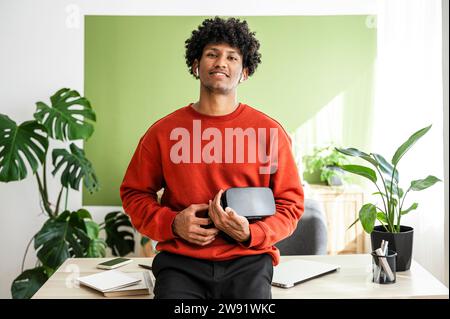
left=240, top=129, right=304, bottom=249
left=119, top=129, right=178, bottom=242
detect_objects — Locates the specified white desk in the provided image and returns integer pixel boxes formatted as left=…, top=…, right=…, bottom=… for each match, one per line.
left=32, top=254, right=449, bottom=299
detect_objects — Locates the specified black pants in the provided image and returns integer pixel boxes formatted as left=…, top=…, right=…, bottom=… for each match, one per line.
left=152, top=251, right=273, bottom=299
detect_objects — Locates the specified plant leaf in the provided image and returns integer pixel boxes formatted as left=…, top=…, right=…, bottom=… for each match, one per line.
left=34, top=215, right=72, bottom=268
left=335, top=147, right=378, bottom=166
left=68, top=208, right=92, bottom=230
left=390, top=197, right=398, bottom=208
left=304, top=146, right=350, bottom=185
left=67, top=209, right=93, bottom=255
left=0, top=115, right=48, bottom=182
left=381, top=184, right=399, bottom=208
left=372, top=153, right=399, bottom=182
left=347, top=218, right=360, bottom=230
left=84, top=219, right=99, bottom=238
left=410, top=175, right=441, bottom=191
left=34, top=211, right=70, bottom=248
left=376, top=212, right=388, bottom=223
left=385, top=181, right=404, bottom=198
left=33, top=88, right=96, bottom=141
left=373, top=192, right=386, bottom=198
left=34, top=210, right=94, bottom=268
left=104, top=211, right=135, bottom=256
left=359, top=203, right=377, bottom=233
left=401, top=203, right=418, bottom=215
left=83, top=219, right=106, bottom=257
left=340, top=164, right=377, bottom=183
left=52, top=143, right=99, bottom=193
left=87, top=238, right=107, bottom=257
left=11, top=267, right=48, bottom=299
left=392, top=125, right=432, bottom=166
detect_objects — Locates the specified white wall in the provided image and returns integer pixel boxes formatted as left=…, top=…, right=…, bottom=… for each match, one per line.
left=442, top=0, right=449, bottom=288
left=0, top=0, right=85, bottom=298
left=15, top=0, right=450, bottom=299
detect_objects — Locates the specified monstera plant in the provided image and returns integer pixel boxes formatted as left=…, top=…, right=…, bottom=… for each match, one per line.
left=0, top=88, right=135, bottom=298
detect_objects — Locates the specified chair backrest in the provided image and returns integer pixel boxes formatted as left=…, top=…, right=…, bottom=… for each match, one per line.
left=275, top=198, right=328, bottom=255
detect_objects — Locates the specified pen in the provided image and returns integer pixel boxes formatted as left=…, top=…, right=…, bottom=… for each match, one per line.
left=138, top=264, right=153, bottom=271
left=382, top=241, right=389, bottom=282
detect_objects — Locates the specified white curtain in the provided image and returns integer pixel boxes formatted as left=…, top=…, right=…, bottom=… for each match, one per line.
left=371, top=0, right=445, bottom=283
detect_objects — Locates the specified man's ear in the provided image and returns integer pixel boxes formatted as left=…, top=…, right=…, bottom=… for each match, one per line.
left=192, top=59, right=199, bottom=78
left=240, top=67, right=249, bottom=82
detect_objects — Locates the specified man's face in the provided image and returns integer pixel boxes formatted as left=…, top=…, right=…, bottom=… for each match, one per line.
left=194, top=42, right=247, bottom=94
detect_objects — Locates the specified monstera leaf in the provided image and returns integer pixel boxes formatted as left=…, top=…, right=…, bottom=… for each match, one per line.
left=0, top=115, right=48, bottom=182
left=34, top=88, right=96, bottom=141
left=52, top=143, right=99, bottom=193
left=104, top=211, right=135, bottom=256
left=11, top=267, right=49, bottom=299
left=84, top=219, right=106, bottom=257
left=34, top=210, right=93, bottom=269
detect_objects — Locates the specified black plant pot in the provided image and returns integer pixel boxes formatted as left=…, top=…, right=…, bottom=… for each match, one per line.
left=370, top=225, right=414, bottom=271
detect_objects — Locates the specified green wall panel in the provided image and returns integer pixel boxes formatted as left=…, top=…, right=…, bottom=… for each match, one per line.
left=84, top=16, right=376, bottom=206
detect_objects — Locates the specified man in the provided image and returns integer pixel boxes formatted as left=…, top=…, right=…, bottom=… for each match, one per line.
left=120, top=16, right=304, bottom=299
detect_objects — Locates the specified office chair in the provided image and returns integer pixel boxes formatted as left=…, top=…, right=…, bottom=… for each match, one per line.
left=275, top=198, right=328, bottom=255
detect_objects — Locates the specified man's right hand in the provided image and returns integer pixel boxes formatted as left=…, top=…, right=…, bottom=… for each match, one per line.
left=172, top=203, right=219, bottom=246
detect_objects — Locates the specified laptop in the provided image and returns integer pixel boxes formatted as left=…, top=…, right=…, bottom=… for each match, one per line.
left=271, top=259, right=340, bottom=288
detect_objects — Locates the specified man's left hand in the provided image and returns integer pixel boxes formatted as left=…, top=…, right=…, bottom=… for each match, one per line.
left=208, top=189, right=250, bottom=242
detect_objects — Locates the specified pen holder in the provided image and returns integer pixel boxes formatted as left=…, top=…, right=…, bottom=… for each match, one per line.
left=371, top=250, right=397, bottom=284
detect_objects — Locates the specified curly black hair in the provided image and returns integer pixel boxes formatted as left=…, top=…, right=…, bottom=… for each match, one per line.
left=184, top=16, right=262, bottom=78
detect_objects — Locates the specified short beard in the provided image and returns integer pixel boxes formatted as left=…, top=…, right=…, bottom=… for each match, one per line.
left=203, top=82, right=236, bottom=95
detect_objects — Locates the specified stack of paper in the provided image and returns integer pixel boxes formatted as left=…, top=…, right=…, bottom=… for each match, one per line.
left=78, top=270, right=153, bottom=297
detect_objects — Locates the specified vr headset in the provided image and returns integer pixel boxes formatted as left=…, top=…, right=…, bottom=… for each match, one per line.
left=220, top=187, right=276, bottom=220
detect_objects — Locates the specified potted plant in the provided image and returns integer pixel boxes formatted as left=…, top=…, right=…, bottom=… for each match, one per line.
left=303, top=144, right=350, bottom=186
left=0, top=88, right=135, bottom=298
left=335, top=125, right=441, bottom=271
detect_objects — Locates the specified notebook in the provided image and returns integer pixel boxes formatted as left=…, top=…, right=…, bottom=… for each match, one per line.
left=271, top=259, right=340, bottom=288
left=78, top=270, right=153, bottom=297
left=102, top=271, right=153, bottom=297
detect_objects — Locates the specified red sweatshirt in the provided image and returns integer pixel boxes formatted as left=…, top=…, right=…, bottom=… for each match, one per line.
left=120, top=103, right=304, bottom=265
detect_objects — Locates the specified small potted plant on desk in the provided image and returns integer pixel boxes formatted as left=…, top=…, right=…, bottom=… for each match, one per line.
left=335, top=125, right=441, bottom=271
left=303, top=143, right=350, bottom=186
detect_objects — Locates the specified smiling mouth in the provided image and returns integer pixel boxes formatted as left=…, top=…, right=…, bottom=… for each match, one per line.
left=209, top=71, right=229, bottom=78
